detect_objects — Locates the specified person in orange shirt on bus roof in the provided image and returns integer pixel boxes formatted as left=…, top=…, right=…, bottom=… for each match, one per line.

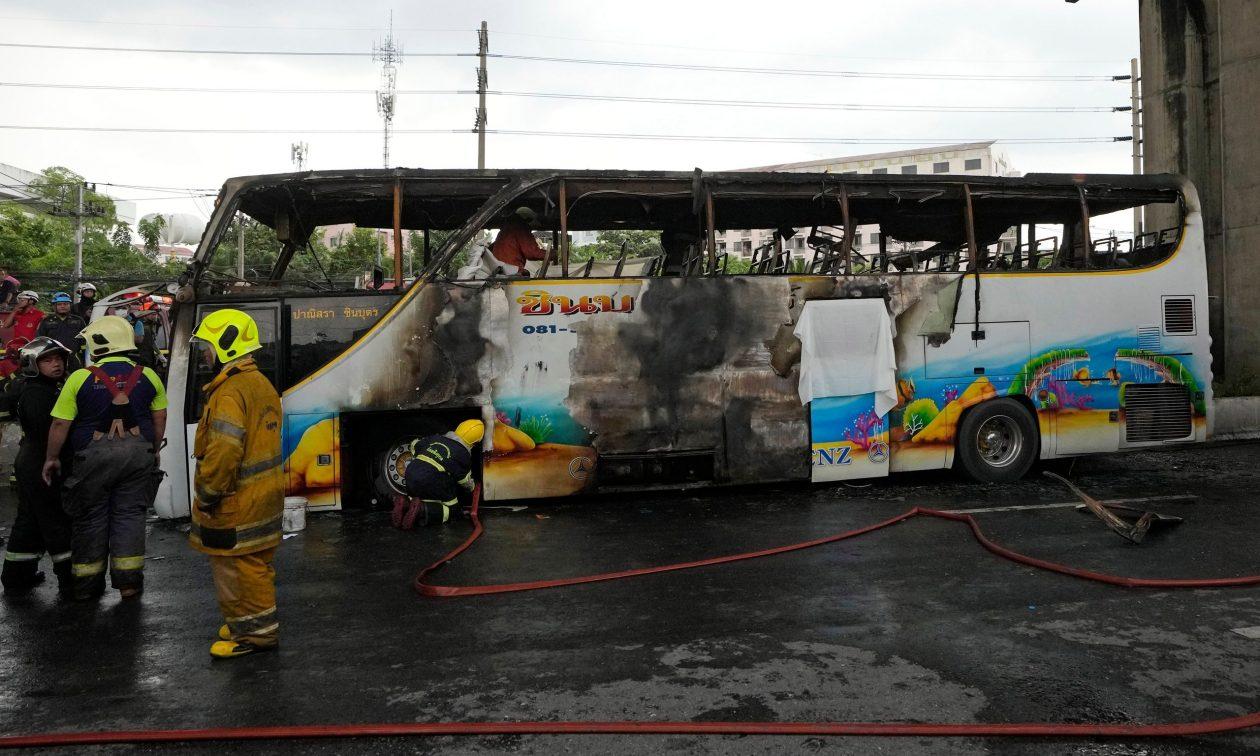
left=488, top=207, right=546, bottom=275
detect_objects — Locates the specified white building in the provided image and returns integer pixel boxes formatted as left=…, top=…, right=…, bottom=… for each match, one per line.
left=0, top=161, right=137, bottom=224
left=725, top=141, right=1018, bottom=265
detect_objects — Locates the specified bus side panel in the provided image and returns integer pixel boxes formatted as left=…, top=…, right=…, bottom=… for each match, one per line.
left=487, top=277, right=809, bottom=497
left=279, top=283, right=497, bottom=504
left=886, top=225, right=1211, bottom=466
left=284, top=413, right=341, bottom=510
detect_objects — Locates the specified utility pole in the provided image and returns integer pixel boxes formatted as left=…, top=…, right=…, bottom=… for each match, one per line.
left=237, top=213, right=246, bottom=279
left=1130, top=57, right=1143, bottom=238
left=475, top=21, right=488, bottom=169
left=73, top=182, right=85, bottom=292
left=49, top=181, right=104, bottom=294
left=373, top=12, right=402, bottom=169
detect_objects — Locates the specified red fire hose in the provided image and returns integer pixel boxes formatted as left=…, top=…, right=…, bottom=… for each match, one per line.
left=5, top=487, right=1260, bottom=749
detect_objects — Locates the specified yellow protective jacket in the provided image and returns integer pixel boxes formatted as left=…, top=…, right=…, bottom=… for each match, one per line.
left=189, top=358, right=285, bottom=556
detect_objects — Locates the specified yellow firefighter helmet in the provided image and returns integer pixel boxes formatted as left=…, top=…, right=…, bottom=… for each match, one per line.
left=80, top=315, right=136, bottom=359
left=192, top=308, right=262, bottom=364
left=455, top=419, right=485, bottom=446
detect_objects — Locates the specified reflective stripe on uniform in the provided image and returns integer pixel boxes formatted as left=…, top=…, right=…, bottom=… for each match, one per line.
left=111, top=555, right=144, bottom=571
left=3, top=551, right=41, bottom=562
left=72, top=560, right=106, bottom=576
left=233, top=514, right=283, bottom=550
left=50, top=551, right=72, bottom=564
left=420, top=498, right=458, bottom=524
left=189, top=513, right=282, bottom=552
left=238, top=453, right=283, bottom=481
left=210, top=419, right=246, bottom=441
left=226, top=606, right=279, bottom=637
left=415, top=454, right=446, bottom=473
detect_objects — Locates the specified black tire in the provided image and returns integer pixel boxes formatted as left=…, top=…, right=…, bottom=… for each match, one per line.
left=955, top=398, right=1039, bottom=483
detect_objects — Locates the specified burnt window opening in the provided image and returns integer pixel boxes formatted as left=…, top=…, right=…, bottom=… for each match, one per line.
left=192, top=171, right=1189, bottom=292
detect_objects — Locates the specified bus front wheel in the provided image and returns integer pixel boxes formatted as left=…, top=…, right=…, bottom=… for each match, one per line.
left=955, top=398, right=1038, bottom=483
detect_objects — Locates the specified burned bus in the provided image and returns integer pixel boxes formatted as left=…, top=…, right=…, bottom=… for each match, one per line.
left=153, top=169, right=1210, bottom=518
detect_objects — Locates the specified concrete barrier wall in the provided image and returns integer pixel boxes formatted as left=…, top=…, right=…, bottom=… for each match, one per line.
left=1212, top=397, right=1260, bottom=440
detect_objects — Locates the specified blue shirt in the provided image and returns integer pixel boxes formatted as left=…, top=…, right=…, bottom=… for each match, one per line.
left=51, top=356, right=167, bottom=451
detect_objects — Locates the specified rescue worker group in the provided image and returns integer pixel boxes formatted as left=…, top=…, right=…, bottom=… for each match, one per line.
left=1, top=306, right=484, bottom=659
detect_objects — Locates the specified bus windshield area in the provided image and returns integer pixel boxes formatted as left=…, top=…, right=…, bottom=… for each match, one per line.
left=195, top=170, right=1185, bottom=296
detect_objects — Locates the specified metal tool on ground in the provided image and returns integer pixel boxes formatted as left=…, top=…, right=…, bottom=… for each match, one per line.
left=1043, top=471, right=1184, bottom=543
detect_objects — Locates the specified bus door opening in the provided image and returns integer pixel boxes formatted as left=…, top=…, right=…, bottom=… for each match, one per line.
left=796, top=298, right=897, bottom=483
left=339, top=408, right=483, bottom=511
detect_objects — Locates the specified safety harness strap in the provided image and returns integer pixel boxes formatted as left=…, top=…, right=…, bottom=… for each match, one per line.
left=87, top=365, right=144, bottom=400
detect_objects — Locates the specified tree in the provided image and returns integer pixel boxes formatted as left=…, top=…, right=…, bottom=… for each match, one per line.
left=571, top=229, right=661, bottom=262
left=137, top=215, right=166, bottom=254
left=0, top=166, right=173, bottom=295
left=110, top=223, right=133, bottom=251
left=408, top=229, right=475, bottom=277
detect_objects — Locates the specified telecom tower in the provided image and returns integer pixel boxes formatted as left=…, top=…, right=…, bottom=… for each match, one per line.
left=373, top=12, right=402, bottom=168
left=291, top=142, right=309, bottom=172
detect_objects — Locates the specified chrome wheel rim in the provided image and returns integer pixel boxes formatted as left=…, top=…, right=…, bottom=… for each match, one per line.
left=975, top=414, right=1022, bottom=468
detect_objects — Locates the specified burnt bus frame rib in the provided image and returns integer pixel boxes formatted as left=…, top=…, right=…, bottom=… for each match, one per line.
left=188, top=170, right=1184, bottom=292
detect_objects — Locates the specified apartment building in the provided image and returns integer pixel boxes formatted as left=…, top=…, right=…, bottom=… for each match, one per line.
left=726, top=141, right=1018, bottom=265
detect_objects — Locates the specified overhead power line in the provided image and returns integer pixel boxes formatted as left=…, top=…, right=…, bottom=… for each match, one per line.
left=492, top=91, right=1127, bottom=113
left=0, top=41, right=471, bottom=57
left=0, top=81, right=1130, bottom=113
left=0, top=16, right=1128, bottom=65
left=0, top=123, right=1131, bottom=145
left=0, top=15, right=470, bottom=33
left=484, top=130, right=1132, bottom=145
left=487, top=54, right=1130, bottom=82
left=0, top=42, right=1129, bottom=81
left=0, top=180, right=216, bottom=193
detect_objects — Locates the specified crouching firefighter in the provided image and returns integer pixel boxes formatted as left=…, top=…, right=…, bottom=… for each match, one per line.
left=2, top=338, right=74, bottom=597
left=393, top=420, right=483, bottom=529
left=188, top=309, right=284, bottom=660
left=44, top=316, right=167, bottom=601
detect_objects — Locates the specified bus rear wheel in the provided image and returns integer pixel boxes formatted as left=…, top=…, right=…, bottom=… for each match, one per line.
left=955, top=398, right=1038, bottom=483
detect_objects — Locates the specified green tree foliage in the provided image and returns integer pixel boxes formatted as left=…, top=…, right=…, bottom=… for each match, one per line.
left=571, top=230, right=661, bottom=262
left=137, top=214, right=166, bottom=254
left=328, top=227, right=387, bottom=278
left=0, top=166, right=179, bottom=296
left=409, top=229, right=474, bottom=277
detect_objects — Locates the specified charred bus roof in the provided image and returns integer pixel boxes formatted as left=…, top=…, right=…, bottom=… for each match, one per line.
left=217, top=168, right=1183, bottom=236
left=190, top=169, right=1186, bottom=286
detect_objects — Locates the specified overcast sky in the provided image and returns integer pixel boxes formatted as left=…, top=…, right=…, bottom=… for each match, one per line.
left=0, top=0, right=1140, bottom=222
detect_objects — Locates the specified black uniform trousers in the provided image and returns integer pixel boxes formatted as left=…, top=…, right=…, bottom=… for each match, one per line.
left=1, top=446, right=72, bottom=595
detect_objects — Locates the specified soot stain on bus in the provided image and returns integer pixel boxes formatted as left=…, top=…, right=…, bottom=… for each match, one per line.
left=565, top=277, right=803, bottom=483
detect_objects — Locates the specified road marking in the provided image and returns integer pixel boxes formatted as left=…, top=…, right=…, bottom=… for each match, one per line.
left=1231, top=626, right=1260, bottom=640
left=943, top=494, right=1197, bottom=515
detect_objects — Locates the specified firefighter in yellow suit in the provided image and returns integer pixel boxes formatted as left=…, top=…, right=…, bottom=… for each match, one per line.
left=188, top=309, right=285, bottom=659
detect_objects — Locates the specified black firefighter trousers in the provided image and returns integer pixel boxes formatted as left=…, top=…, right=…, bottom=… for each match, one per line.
left=62, top=436, right=159, bottom=599
left=1, top=448, right=72, bottom=595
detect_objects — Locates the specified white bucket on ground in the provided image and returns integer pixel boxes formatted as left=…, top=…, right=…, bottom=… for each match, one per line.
left=283, top=496, right=308, bottom=533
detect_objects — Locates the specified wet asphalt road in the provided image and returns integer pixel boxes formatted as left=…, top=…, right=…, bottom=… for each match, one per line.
left=3, top=443, right=1260, bottom=754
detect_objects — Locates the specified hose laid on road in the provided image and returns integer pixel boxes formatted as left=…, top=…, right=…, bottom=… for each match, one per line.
left=416, top=487, right=1260, bottom=596
left=5, top=486, right=1260, bottom=749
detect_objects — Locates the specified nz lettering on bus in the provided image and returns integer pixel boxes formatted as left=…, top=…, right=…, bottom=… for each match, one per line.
left=812, top=446, right=853, bottom=466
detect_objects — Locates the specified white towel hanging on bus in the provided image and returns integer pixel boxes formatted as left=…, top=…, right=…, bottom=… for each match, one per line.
left=793, top=298, right=898, bottom=417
